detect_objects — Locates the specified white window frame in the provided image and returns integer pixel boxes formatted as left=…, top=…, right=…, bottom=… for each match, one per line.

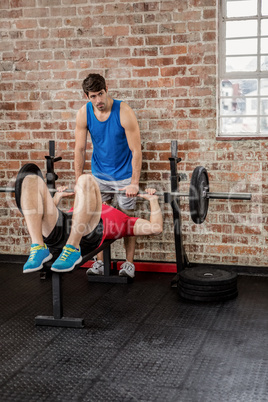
left=218, top=0, right=268, bottom=138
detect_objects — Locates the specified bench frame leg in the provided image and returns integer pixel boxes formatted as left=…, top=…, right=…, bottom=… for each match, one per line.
left=35, top=272, right=84, bottom=328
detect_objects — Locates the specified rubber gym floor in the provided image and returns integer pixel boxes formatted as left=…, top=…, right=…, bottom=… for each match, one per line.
left=0, top=261, right=268, bottom=402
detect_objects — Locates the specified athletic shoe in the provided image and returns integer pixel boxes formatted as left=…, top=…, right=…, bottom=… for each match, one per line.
left=119, top=261, right=135, bottom=278
left=86, top=258, right=104, bottom=275
left=23, top=244, right=52, bottom=274
left=51, top=245, right=82, bottom=273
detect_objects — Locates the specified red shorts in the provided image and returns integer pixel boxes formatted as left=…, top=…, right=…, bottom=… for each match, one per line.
left=101, top=204, right=138, bottom=242
left=69, top=204, right=139, bottom=247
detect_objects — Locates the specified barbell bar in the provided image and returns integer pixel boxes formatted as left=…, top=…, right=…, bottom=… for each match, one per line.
left=2, top=162, right=252, bottom=225
left=0, top=186, right=251, bottom=200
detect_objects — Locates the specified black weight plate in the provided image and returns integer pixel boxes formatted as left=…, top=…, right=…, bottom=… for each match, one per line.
left=178, top=279, right=237, bottom=292
left=179, top=289, right=238, bottom=302
left=179, top=267, right=237, bottom=286
left=15, top=163, right=44, bottom=214
left=178, top=284, right=237, bottom=298
left=189, top=166, right=209, bottom=224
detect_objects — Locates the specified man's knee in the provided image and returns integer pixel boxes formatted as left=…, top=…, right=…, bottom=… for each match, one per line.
left=76, top=174, right=97, bottom=191
left=22, top=174, right=42, bottom=192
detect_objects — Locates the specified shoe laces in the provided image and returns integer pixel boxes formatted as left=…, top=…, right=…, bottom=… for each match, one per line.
left=59, top=246, right=77, bottom=261
left=92, top=260, right=104, bottom=269
left=28, top=245, right=46, bottom=261
left=121, top=261, right=134, bottom=271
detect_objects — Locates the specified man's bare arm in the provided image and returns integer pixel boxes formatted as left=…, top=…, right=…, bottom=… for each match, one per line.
left=74, top=105, right=88, bottom=183
left=120, top=102, right=142, bottom=195
left=133, top=189, right=163, bottom=236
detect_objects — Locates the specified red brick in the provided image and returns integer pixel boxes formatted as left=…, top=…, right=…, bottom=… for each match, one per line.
left=133, top=2, right=159, bottom=12
left=147, top=58, right=174, bottom=67
left=133, top=47, right=158, bottom=57
left=162, top=45, right=187, bottom=55
left=161, top=67, right=186, bottom=77
left=203, top=9, right=216, bottom=19
left=175, top=77, right=201, bottom=86
left=234, top=246, right=262, bottom=256
left=133, top=68, right=159, bottom=78
left=11, top=0, right=35, bottom=7
left=132, top=24, right=158, bottom=35
left=0, top=103, right=15, bottom=111
left=150, top=162, right=170, bottom=170
left=147, top=78, right=174, bottom=88
left=104, top=26, right=129, bottom=36
left=146, top=35, right=172, bottom=46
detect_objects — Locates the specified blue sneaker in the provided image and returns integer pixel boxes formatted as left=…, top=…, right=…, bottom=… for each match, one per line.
left=51, top=245, right=82, bottom=273
left=23, top=244, right=52, bottom=273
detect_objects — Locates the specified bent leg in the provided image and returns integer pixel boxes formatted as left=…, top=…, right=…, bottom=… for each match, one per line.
left=51, top=174, right=102, bottom=273
left=21, top=175, right=59, bottom=244
left=65, top=174, right=102, bottom=249
left=20, top=175, right=57, bottom=273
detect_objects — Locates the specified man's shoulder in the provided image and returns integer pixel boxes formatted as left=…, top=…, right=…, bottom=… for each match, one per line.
left=77, top=103, right=89, bottom=117
left=119, top=101, right=132, bottom=114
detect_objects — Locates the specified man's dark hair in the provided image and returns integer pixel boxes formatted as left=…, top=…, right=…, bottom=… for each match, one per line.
left=82, top=74, right=106, bottom=96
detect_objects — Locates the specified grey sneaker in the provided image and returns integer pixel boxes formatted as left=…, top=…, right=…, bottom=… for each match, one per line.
left=119, top=261, right=135, bottom=278
left=86, top=259, right=104, bottom=275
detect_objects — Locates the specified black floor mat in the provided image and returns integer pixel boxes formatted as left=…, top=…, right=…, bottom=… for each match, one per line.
left=0, top=263, right=268, bottom=402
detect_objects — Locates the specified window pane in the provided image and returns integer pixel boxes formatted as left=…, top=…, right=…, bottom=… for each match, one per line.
left=262, top=2, right=268, bottom=16
left=227, top=0, right=257, bottom=18
left=222, top=79, right=257, bottom=96
left=260, top=97, right=268, bottom=132
left=226, top=20, right=257, bottom=38
left=261, top=56, right=268, bottom=70
left=260, top=118, right=268, bottom=132
left=221, top=98, right=258, bottom=115
left=221, top=117, right=257, bottom=133
left=226, top=38, right=257, bottom=55
left=221, top=80, right=258, bottom=117
left=261, top=38, right=268, bottom=54
left=261, top=19, right=268, bottom=36
left=260, top=98, right=268, bottom=113
left=226, top=56, right=257, bottom=71
left=260, top=79, right=268, bottom=94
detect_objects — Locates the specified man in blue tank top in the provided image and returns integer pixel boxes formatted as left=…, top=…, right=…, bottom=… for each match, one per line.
left=74, top=73, right=142, bottom=278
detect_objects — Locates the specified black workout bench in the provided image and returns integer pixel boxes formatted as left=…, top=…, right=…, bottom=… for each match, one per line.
left=36, top=238, right=133, bottom=328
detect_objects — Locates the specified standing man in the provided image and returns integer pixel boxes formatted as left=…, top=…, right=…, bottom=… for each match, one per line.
left=74, top=73, right=142, bottom=278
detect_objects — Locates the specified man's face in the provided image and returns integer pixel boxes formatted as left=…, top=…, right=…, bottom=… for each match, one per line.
left=87, top=88, right=108, bottom=112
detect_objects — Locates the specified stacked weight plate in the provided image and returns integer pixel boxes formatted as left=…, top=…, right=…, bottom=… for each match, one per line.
left=178, top=267, right=238, bottom=302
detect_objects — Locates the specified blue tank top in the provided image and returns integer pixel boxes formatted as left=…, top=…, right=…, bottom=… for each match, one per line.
left=86, top=99, right=132, bottom=181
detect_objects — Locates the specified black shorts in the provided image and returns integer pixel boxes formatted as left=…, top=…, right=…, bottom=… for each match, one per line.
left=43, top=209, right=104, bottom=258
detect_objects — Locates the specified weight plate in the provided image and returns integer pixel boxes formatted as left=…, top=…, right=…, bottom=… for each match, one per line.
left=189, top=166, right=209, bottom=224
left=178, top=284, right=237, bottom=298
left=179, top=289, right=238, bottom=302
left=15, top=163, right=44, bottom=214
left=178, top=279, right=237, bottom=292
left=179, top=267, right=237, bottom=286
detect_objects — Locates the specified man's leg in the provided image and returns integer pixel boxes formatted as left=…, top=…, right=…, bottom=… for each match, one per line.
left=20, top=175, right=58, bottom=273
left=117, top=207, right=136, bottom=278
left=51, top=174, right=102, bottom=272
left=86, top=178, right=113, bottom=276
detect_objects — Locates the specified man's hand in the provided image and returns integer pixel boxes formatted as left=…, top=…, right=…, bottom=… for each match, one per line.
left=137, top=188, right=159, bottom=201
left=120, top=184, right=139, bottom=197
left=53, top=186, right=74, bottom=206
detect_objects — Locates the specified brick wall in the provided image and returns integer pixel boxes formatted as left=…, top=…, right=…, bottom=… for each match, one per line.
left=0, top=0, right=267, bottom=268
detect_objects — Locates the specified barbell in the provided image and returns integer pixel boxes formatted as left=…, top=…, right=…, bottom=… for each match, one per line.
left=0, top=163, right=251, bottom=225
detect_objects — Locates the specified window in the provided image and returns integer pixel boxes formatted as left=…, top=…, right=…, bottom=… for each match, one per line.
left=219, top=0, right=268, bottom=137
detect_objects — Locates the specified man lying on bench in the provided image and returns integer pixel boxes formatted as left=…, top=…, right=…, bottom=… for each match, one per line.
left=18, top=173, right=163, bottom=276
